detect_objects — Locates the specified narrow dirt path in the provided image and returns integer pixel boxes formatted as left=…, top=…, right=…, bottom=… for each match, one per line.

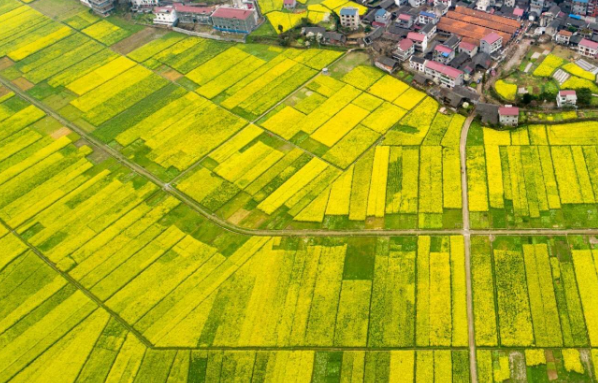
left=460, top=114, right=478, bottom=383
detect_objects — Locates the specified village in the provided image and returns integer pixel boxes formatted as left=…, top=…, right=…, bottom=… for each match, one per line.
left=76, top=0, right=598, bottom=127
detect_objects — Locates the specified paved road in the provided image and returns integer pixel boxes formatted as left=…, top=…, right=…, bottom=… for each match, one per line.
left=460, top=114, right=477, bottom=383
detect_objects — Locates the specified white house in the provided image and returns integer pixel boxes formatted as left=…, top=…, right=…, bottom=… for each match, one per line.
left=394, top=38, right=415, bottom=61
left=340, top=7, right=360, bottom=30
left=555, top=30, right=572, bottom=44
left=557, top=90, right=577, bottom=107
left=283, top=0, right=297, bottom=9
left=131, top=0, right=158, bottom=12
left=498, top=105, right=519, bottom=126
left=409, top=0, right=426, bottom=7
left=480, top=32, right=502, bottom=55
left=153, top=6, right=178, bottom=26
left=374, top=9, right=392, bottom=26
left=407, top=32, right=428, bottom=51
left=458, top=41, right=478, bottom=57
left=572, top=0, right=588, bottom=15
left=419, top=11, right=438, bottom=25
left=424, top=60, right=464, bottom=87
left=476, top=0, right=493, bottom=11
left=579, top=38, right=598, bottom=57
left=410, top=56, right=427, bottom=72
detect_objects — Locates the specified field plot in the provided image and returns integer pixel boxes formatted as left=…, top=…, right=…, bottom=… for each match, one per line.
left=177, top=67, right=464, bottom=230
left=186, top=44, right=342, bottom=120
left=0, top=238, right=473, bottom=383
left=0, top=91, right=467, bottom=349
left=467, top=122, right=598, bottom=228
left=470, top=235, right=598, bottom=350
left=476, top=348, right=597, bottom=382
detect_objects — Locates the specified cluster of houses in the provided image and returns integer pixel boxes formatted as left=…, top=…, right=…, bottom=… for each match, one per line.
left=79, top=0, right=260, bottom=34
left=152, top=3, right=259, bottom=34
left=395, top=31, right=503, bottom=88
left=300, top=0, right=521, bottom=89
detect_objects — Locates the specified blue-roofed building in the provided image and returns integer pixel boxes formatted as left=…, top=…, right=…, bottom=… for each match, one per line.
left=419, top=11, right=438, bottom=24
left=374, top=8, right=391, bottom=25
left=340, top=7, right=360, bottom=29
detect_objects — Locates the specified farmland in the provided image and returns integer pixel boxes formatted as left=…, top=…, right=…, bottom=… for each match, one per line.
left=467, top=121, right=598, bottom=228
left=3, top=0, right=598, bottom=382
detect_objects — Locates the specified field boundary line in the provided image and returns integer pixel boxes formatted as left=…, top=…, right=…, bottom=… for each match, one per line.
left=168, top=51, right=350, bottom=185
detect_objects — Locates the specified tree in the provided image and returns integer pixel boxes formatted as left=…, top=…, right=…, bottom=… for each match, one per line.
left=278, top=25, right=284, bottom=34
left=577, top=88, right=592, bottom=106
left=521, top=93, right=534, bottom=105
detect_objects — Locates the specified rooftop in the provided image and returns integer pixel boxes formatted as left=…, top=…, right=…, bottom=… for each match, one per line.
left=154, top=5, right=174, bottom=13
left=580, top=38, right=598, bottom=49
left=340, top=7, right=358, bottom=16
left=377, top=56, right=398, bottom=67
left=420, top=11, right=436, bottom=17
left=174, top=4, right=214, bottom=13
left=513, top=7, right=524, bottom=16
left=421, top=23, right=435, bottom=33
left=558, top=30, right=572, bottom=36
left=399, top=38, right=414, bottom=50
left=435, top=44, right=453, bottom=54
left=410, top=56, right=427, bottom=64
left=376, top=8, right=388, bottom=16
left=459, top=41, right=476, bottom=50
left=212, top=7, right=254, bottom=20
left=425, top=60, right=464, bottom=78
left=499, top=106, right=519, bottom=116
left=482, top=32, right=502, bottom=44
left=559, top=90, right=577, bottom=96
left=407, top=32, right=426, bottom=41
left=398, top=13, right=412, bottom=21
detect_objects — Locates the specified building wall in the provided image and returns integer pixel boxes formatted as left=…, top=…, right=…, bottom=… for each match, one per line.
left=499, top=115, right=518, bottom=126
left=212, top=15, right=256, bottom=33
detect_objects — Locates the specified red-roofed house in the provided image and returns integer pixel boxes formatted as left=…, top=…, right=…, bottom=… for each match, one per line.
left=579, top=38, right=598, bottom=58
left=153, top=5, right=178, bottom=26
left=513, top=7, right=524, bottom=18
left=424, top=60, right=464, bottom=87
left=458, top=41, right=478, bottom=57
left=284, top=0, right=296, bottom=9
left=174, top=4, right=214, bottom=24
left=211, top=7, right=257, bottom=33
left=557, top=90, right=577, bottom=108
left=407, top=32, right=428, bottom=51
left=498, top=105, right=519, bottom=126
left=555, top=29, right=572, bottom=45
left=395, top=38, right=415, bottom=61
left=480, top=32, right=502, bottom=55
left=397, top=13, right=415, bottom=28
left=433, top=44, right=454, bottom=64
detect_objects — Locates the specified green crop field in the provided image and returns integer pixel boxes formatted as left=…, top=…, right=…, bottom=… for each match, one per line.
left=2, top=0, right=598, bottom=382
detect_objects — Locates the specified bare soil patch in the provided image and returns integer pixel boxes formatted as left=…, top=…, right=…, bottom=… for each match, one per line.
left=0, top=57, right=14, bottom=71
left=12, top=77, right=34, bottom=91
left=111, top=27, right=167, bottom=55
left=50, top=126, right=72, bottom=139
